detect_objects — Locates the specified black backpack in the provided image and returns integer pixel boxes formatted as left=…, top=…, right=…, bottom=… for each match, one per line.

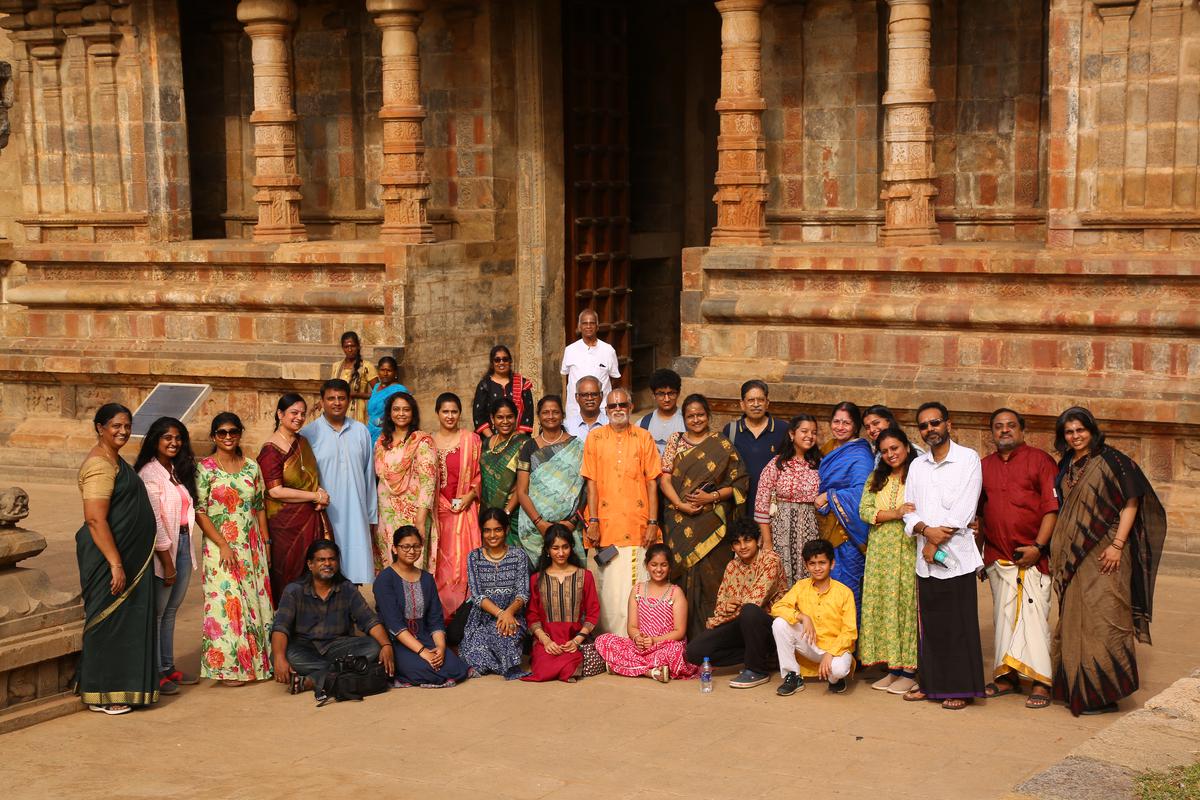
left=317, top=653, right=390, bottom=705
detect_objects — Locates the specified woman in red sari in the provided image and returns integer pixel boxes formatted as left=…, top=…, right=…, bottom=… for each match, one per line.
left=257, top=393, right=331, bottom=604
left=523, top=525, right=600, bottom=683
left=430, top=392, right=481, bottom=621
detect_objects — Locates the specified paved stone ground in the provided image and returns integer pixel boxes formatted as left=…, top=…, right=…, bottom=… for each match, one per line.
left=4, top=477, right=1199, bottom=800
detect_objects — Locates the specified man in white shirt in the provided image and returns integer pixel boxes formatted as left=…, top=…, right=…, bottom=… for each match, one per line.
left=563, top=376, right=607, bottom=444
left=901, top=401, right=985, bottom=710
left=560, top=309, right=620, bottom=419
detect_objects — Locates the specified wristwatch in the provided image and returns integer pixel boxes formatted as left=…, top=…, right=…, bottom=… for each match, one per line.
left=646, top=519, right=659, bottom=526
left=1036, top=542, right=1050, bottom=556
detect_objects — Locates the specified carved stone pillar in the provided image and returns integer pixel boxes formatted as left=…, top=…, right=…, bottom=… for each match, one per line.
left=368, top=0, right=435, bottom=243
left=710, top=0, right=769, bottom=246
left=879, top=0, right=939, bottom=247
left=236, top=0, right=306, bottom=242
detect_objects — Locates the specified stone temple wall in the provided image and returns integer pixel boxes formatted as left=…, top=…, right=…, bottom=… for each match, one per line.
left=682, top=0, right=1200, bottom=571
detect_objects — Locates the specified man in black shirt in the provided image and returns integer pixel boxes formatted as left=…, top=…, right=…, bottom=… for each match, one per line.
left=271, top=540, right=394, bottom=697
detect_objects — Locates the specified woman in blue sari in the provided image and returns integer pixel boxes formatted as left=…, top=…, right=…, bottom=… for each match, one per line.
left=816, top=401, right=874, bottom=613
left=366, top=356, right=410, bottom=444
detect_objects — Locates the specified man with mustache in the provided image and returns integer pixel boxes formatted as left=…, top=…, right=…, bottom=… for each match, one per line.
left=976, top=408, right=1059, bottom=710
left=582, top=388, right=662, bottom=635
left=900, top=402, right=984, bottom=710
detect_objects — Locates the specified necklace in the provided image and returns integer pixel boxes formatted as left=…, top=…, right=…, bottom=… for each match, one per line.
left=540, top=428, right=566, bottom=446
left=483, top=548, right=508, bottom=564
left=489, top=433, right=516, bottom=454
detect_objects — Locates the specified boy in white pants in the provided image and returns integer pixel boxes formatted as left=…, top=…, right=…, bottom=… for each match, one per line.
left=770, top=538, right=857, bottom=696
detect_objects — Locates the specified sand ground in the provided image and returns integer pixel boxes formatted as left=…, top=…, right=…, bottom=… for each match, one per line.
left=3, top=478, right=1197, bottom=800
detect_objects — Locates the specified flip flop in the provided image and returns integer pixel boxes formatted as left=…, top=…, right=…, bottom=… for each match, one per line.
left=984, top=680, right=1021, bottom=698
left=1025, top=693, right=1051, bottom=709
left=942, top=698, right=971, bottom=710
left=902, top=685, right=928, bottom=702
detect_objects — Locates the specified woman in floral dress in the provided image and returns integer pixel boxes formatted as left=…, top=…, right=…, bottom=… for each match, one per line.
left=754, top=414, right=823, bottom=585
left=374, top=391, right=437, bottom=572
left=857, top=427, right=919, bottom=695
left=459, top=509, right=530, bottom=679
left=194, top=412, right=274, bottom=686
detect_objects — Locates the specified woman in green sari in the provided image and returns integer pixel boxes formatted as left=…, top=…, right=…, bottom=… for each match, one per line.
left=75, top=403, right=160, bottom=714
left=480, top=398, right=531, bottom=542
left=515, top=395, right=586, bottom=565
left=659, top=394, right=749, bottom=639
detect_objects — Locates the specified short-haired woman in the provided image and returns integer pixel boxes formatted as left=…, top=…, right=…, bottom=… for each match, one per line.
left=594, top=544, right=697, bottom=683
left=194, top=412, right=274, bottom=686
left=373, top=526, right=469, bottom=687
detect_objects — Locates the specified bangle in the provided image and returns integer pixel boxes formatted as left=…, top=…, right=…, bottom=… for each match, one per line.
left=533, top=515, right=543, bottom=525
left=381, top=643, right=393, bottom=649
left=417, top=646, right=426, bottom=655
left=1111, top=540, right=1125, bottom=551
left=588, top=517, right=599, bottom=524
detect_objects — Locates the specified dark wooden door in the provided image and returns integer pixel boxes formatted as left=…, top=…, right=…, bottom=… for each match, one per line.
left=562, top=0, right=632, bottom=370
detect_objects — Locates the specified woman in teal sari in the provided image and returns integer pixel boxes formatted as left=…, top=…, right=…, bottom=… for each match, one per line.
left=515, top=395, right=586, bottom=565
left=480, top=399, right=532, bottom=542
left=75, top=403, right=160, bottom=714
left=365, top=356, right=410, bottom=444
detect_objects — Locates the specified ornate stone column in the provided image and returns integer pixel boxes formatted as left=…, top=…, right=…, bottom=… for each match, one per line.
left=879, top=0, right=939, bottom=246
left=236, top=0, right=306, bottom=242
left=368, top=0, right=435, bottom=243
left=710, top=0, right=769, bottom=246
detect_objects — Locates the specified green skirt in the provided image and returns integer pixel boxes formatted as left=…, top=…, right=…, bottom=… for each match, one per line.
left=75, top=460, right=160, bottom=706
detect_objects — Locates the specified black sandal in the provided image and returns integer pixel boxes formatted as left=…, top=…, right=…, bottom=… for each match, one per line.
left=289, top=673, right=305, bottom=695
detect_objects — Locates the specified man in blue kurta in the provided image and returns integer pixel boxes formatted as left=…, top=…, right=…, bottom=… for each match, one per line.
left=301, top=379, right=377, bottom=584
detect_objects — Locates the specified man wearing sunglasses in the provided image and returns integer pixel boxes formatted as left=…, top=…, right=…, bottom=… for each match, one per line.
left=900, top=402, right=985, bottom=710
left=581, top=388, right=662, bottom=635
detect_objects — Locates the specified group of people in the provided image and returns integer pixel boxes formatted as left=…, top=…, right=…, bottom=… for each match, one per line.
left=72, top=319, right=1167, bottom=719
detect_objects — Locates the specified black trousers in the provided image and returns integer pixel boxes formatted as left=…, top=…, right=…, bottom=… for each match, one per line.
left=684, top=603, right=777, bottom=675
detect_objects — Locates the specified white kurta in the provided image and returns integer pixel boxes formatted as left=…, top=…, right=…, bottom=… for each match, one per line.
left=300, top=415, right=378, bottom=584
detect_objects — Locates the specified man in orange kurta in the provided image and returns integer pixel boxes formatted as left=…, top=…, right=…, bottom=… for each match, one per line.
left=582, top=388, right=662, bottom=635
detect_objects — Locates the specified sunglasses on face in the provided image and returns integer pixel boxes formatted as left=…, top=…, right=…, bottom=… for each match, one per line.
left=917, top=418, right=945, bottom=431
left=214, top=429, right=242, bottom=438
left=606, top=402, right=632, bottom=410
left=493, top=356, right=511, bottom=363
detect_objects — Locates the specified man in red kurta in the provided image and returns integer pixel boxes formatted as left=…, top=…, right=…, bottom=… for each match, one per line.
left=977, top=408, right=1060, bottom=709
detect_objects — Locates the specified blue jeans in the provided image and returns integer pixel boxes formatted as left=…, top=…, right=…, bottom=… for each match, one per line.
left=154, top=531, right=192, bottom=675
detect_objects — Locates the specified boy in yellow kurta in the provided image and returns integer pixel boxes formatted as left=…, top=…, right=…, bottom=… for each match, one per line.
left=770, top=538, right=857, bottom=696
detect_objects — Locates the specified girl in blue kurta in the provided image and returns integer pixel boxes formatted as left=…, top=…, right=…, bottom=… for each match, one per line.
left=815, top=402, right=875, bottom=615
left=459, top=509, right=530, bottom=679
left=373, top=526, right=469, bottom=687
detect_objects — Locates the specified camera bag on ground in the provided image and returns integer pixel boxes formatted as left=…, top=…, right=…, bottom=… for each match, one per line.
left=316, top=653, right=390, bottom=705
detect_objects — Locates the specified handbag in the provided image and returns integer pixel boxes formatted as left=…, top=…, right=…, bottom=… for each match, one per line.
left=579, top=641, right=606, bottom=678
left=317, top=652, right=391, bottom=705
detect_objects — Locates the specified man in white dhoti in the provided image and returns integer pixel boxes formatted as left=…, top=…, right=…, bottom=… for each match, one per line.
left=976, top=408, right=1060, bottom=709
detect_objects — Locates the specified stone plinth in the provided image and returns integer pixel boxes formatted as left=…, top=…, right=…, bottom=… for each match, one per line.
left=678, top=242, right=1200, bottom=572
left=0, top=524, right=84, bottom=735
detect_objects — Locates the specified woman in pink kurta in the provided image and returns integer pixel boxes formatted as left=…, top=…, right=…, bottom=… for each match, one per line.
left=594, top=544, right=697, bottom=681
left=431, top=393, right=481, bottom=622
left=373, top=391, right=438, bottom=572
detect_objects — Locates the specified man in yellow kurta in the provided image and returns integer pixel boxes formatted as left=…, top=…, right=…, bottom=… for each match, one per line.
left=770, top=538, right=857, bottom=696
left=582, top=388, right=661, bottom=635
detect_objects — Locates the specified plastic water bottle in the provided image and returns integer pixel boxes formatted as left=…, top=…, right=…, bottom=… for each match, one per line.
left=932, top=546, right=960, bottom=571
left=700, top=657, right=713, bottom=693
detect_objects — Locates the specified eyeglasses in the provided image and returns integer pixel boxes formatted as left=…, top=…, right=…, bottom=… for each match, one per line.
left=214, top=429, right=242, bottom=438
left=917, top=418, right=944, bottom=431
left=606, top=402, right=632, bottom=410
left=577, top=392, right=601, bottom=399
left=493, top=356, right=511, bottom=363
left=395, top=544, right=422, bottom=552
left=653, top=390, right=678, bottom=398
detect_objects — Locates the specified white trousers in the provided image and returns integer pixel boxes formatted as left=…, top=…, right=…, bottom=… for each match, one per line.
left=587, top=546, right=648, bottom=636
left=771, top=616, right=853, bottom=681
